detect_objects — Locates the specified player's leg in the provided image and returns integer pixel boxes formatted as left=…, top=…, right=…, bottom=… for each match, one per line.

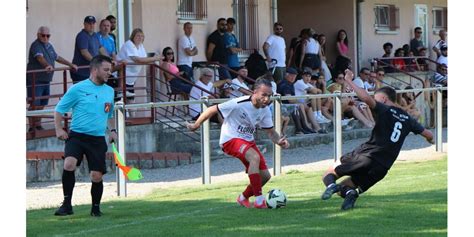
left=321, top=166, right=341, bottom=200
left=244, top=147, right=268, bottom=208
left=84, top=137, right=108, bottom=217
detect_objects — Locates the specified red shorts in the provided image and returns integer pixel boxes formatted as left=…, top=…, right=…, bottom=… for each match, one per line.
left=222, top=138, right=267, bottom=173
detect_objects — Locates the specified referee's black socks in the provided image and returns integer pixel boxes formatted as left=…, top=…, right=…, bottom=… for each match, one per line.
left=62, top=170, right=75, bottom=205
left=91, top=181, right=104, bottom=206
left=323, top=173, right=337, bottom=187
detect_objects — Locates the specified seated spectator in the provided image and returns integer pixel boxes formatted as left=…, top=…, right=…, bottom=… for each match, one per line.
left=294, top=68, right=328, bottom=132
left=257, top=72, right=289, bottom=136
left=189, top=68, right=220, bottom=123
left=381, top=42, right=394, bottom=73
left=117, top=28, right=161, bottom=99
left=161, top=46, right=192, bottom=94
left=366, top=71, right=377, bottom=92
left=432, top=64, right=447, bottom=86
left=310, top=73, right=333, bottom=122
left=392, top=48, right=406, bottom=71
left=277, top=67, right=315, bottom=135
left=437, top=46, right=448, bottom=67
left=396, top=86, right=421, bottom=120
left=405, top=50, right=418, bottom=72
left=374, top=67, right=386, bottom=89
left=230, top=67, right=252, bottom=98
left=27, top=26, right=77, bottom=132
left=416, top=47, right=429, bottom=71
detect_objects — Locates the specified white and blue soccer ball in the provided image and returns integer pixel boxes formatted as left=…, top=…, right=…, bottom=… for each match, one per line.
left=266, top=188, right=287, bottom=209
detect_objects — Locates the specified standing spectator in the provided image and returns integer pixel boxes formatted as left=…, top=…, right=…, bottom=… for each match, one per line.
left=177, top=22, right=198, bottom=81
left=105, top=15, right=117, bottom=51
left=225, top=17, right=242, bottom=78
left=263, top=22, right=286, bottom=84
left=27, top=26, right=77, bottom=132
left=161, top=47, right=192, bottom=94
left=432, top=29, right=447, bottom=59
left=335, top=29, right=350, bottom=75
left=410, top=27, right=425, bottom=56
left=287, top=29, right=304, bottom=68
left=299, top=28, right=322, bottom=74
left=189, top=68, right=220, bottom=123
left=381, top=42, right=394, bottom=73
left=116, top=28, right=161, bottom=98
left=71, top=16, right=108, bottom=83
left=53, top=55, right=116, bottom=217
left=317, top=34, right=332, bottom=83
left=230, top=67, right=252, bottom=98
left=437, top=46, right=448, bottom=67
left=96, top=19, right=116, bottom=60
left=207, top=18, right=231, bottom=80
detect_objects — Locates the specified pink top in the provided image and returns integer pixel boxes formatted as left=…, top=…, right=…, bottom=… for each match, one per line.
left=168, top=62, right=179, bottom=74
left=338, top=41, right=349, bottom=56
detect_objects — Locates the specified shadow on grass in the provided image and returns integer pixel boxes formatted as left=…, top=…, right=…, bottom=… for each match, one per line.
left=27, top=189, right=446, bottom=237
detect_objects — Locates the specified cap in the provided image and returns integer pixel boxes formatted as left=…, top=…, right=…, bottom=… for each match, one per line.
left=440, top=45, right=447, bottom=50
left=286, top=67, right=298, bottom=75
left=84, top=15, right=96, bottom=24
left=302, top=67, right=312, bottom=75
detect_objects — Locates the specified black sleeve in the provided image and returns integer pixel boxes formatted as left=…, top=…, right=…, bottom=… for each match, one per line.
left=373, top=102, right=388, bottom=114
left=409, top=117, right=425, bottom=135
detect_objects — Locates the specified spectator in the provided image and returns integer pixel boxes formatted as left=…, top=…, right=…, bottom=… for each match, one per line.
left=374, top=68, right=385, bottom=89
left=335, top=29, right=351, bottom=77
left=437, top=46, right=448, bottom=67
left=353, top=67, right=370, bottom=90
left=161, top=46, right=192, bottom=94
left=225, top=18, right=242, bottom=78
left=189, top=68, right=220, bottom=123
left=230, top=67, right=252, bottom=98
left=392, top=48, right=406, bottom=71
left=397, top=86, right=421, bottom=120
left=277, top=67, right=315, bottom=134
left=406, top=50, right=418, bottom=72
left=299, top=28, right=322, bottom=74
left=287, top=29, right=304, bottom=68
left=327, top=72, right=375, bottom=128
left=366, top=71, right=377, bottom=92
left=116, top=28, right=161, bottom=98
left=263, top=22, right=286, bottom=84
left=27, top=26, right=77, bottom=132
left=96, top=19, right=120, bottom=98
left=381, top=42, right=394, bottom=73
left=206, top=18, right=231, bottom=80
left=410, top=27, right=425, bottom=56
left=432, top=29, right=447, bottom=59
left=432, top=64, right=447, bottom=86
left=417, top=47, right=429, bottom=71
left=105, top=15, right=117, bottom=51
left=311, top=73, right=333, bottom=122
left=294, top=68, right=328, bottom=131
left=177, top=22, right=198, bottom=81
left=318, top=34, right=332, bottom=83
left=71, top=16, right=108, bottom=83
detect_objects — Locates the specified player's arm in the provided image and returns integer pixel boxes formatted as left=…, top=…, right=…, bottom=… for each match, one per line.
left=264, top=128, right=289, bottom=149
left=420, top=129, right=434, bottom=144
left=54, top=111, right=68, bottom=140
left=343, top=69, right=376, bottom=109
left=186, top=105, right=218, bottom=131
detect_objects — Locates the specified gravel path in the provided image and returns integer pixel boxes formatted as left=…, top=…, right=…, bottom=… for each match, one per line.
left=26, top=128, right=447, bottom=210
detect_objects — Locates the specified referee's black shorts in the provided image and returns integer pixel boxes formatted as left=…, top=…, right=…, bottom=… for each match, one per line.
left=64, top=131, right=108, bottom=174
left=335, top=150, right=388, bottom=193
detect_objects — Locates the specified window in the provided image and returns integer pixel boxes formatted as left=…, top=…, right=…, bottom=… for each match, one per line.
left=433, top=7, right=447, bottom=31
left=233, top=0, right=259, bottom=56
left=374, top=5, right=400, bottom=33
left=177, top=0, right=207, bottom=20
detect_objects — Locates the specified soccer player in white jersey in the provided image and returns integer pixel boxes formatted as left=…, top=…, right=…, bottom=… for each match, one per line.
left=187, top=78, right=290, bottom=208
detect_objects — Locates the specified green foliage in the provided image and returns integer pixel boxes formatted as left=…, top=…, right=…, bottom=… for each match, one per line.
left=27, top=158, right=447, bottom=237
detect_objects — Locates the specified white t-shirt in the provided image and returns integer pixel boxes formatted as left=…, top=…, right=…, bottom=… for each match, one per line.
left=304, top=38, right=320, bottom=55
left=117, top=40, right=147, bottom=85
left=230, top=78, right=250, bottom=98
left=177, top=35, right=196, bottom=67
left=294, top=79, right=313, bottom=103
left=189, top=80, right=214, bottom=117
left=271, top=81, right=277, bottom=94
left=437, top=55, right=448, bottom=67
left=265, top=34, right=286, bottom=67
left=353, top=77, right=366, bottom=90
left=364, top=81, right=376, bottom=91
left=217, top=96, right=273, bottom=145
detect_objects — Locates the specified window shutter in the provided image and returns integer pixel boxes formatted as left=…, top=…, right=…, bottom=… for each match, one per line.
left=389, top=5, right=399, bottom=30
left=442, top=7, right=447, bottom=28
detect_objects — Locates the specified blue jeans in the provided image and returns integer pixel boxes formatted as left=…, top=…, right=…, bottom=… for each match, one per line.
left=27, top=81, right=50, bottom=106
left=177, top=64, right=194, bottom=81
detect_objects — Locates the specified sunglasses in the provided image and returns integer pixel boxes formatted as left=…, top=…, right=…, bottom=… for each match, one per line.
left=416, top=31, right=422, bottom=34
left=204, top=74, right=213, bottom=77
left=377, top=73, right=385, bottom=76
left=166, top=52, right=174, bottom=55
left=275, top=28, right=283, bottom=30
left=40, top=34, right=51, bottom=38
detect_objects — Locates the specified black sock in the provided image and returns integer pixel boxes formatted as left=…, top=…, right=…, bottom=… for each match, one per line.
left=323, top=173, right=337, bottom=187
left=91, top=181, right=104, bottom=207
left=62, top=170, right=75, bottom=205
left=340, top=185, right=357, bottom=198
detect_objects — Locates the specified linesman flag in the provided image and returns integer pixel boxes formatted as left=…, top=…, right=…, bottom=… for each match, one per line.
left=111, top=143, right=143, bottom=181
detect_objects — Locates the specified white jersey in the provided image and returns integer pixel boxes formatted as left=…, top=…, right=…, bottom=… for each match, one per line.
left=217, top=96, right=273, bottom=146
left=189, top=80, right=214, bottom=117
left=230, top=78, right=250, bottom=98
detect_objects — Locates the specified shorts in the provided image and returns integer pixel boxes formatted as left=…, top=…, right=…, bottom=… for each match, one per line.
left=222, top=138, right=267, bottom=173
left=169, top=78, right=192, bottom=94
left=334, top=149, right=388, bottom=193
left=302, top=53, right=321, bottom=70
left=64, top=131, right=108, bottom=174
left=27, top=81, right=50, bottom=106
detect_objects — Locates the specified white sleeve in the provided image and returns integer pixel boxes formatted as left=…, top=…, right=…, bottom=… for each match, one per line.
left=231, top=79, right=241, bottom=91
left=265, top=35, right=274, bottom=45
left=353, top=78, right=364, bottom=89
left=259, top=108, right=274, bottom=129
left=217, top=98, right=238, bottom=119
left=294, top=80, right=309, bottom=93
left=179, top=36, right=189, bottom=49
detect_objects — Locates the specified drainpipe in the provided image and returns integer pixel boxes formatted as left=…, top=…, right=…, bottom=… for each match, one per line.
left=271, top=0, right=278, bottom=25
left=356, top=0, right=363, bottom=72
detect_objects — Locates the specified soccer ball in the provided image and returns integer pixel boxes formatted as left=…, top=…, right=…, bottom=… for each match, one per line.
left=266, top=188, right=287, bottom=209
